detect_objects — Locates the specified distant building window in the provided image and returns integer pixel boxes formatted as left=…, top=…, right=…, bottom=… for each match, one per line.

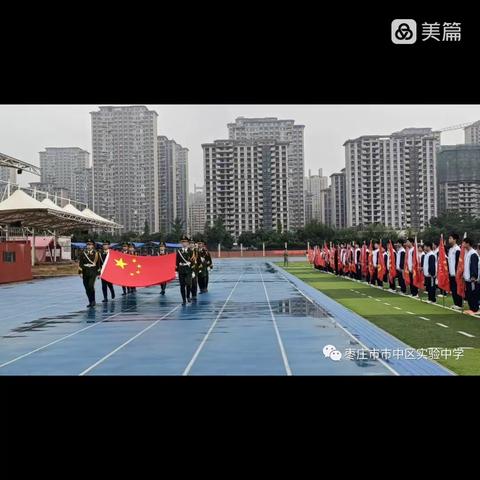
left=3, top=251, right=16, bottom=263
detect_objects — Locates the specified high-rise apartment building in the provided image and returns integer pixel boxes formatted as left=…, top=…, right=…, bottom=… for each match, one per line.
left=344, top=128, right=440, bottom=230
left=330, top=169, right=347, bottom=229
left=91, top=106, right=158, bottom=232
left=437, top=144, right=480, bottom=217
left=158, top=136, right=189, bottom=234
left=203, top=139, right=289, bottom=239
left=227, top=117, right=305, bottom=229
left=304, top=168, right=329, bottom=223
left=465, top=120, right=480, bottom=144
left=188, top=184, right=206, bottom=236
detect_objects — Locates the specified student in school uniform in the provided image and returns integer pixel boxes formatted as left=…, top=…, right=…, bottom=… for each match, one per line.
left=447, top=233, right=463, bottom=309
left=396, top=239, right=407, bottom=293
left=423, top=242, right=437, bottom=303
left=463, top=238, right=480, bottom=314
left=405, top=238, right=418, bottom=297
left=385, top=241, right=396, bottom=290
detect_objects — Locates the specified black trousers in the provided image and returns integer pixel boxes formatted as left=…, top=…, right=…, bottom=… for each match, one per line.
left=425, top=276, right=436, bottom=302
left=82, top=271, right=97, bottom=304
left=178, top=271, right=192, bottom=302
left=465, top=281, right=480, bottom=312
left=101, top=279, right=115, bottom=299
left=449, top=276, right=463, bottom=307
left=191, top=274, right=198, bottom=298
left=397, top=271, right=406, bottom=293
left=202, top=270, right=210, bottom=290
left=409, top=272, right=418, bottom=296
left=370, top=270, right=377, bottom=285
left=160, top=282, right=166, bottom=293
left=122, top=286, right=135, bottom=294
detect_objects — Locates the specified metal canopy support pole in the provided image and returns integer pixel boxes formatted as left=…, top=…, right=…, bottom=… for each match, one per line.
left=31, top=228, right=35, bottom=267
left=53, top=229, right=57, bottom=263
left=218, top=243, right=221, bottom=258
left=240, top=243, right=243, bottom=257
left=263, top=242, right=265, bottom=257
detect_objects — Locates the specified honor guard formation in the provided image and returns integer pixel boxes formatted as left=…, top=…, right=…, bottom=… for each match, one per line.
left=78, top=235, right=213, bottom=308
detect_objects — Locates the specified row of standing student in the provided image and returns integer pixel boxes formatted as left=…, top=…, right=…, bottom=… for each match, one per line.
left=312, top=235, right=480, bottom=314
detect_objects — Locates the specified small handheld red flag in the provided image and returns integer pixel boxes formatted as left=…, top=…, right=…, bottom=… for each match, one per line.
left=412, top=237, right=424, bottom=290
left=388, top=240, right=396, bottom=283
left=437, top=234, right=451, bottom=293
left=456, top=233, right=467, bottom=299
left=378, top=242, right=386, bottom=280
left=100, top=250, right=176, bottom=288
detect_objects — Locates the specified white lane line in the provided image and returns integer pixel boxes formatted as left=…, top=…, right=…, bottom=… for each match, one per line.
left=419, top=317, right=431, bottom=321
left=394, top=306, right=402, bottom=310
left=406, top=311, right=415, bottom=315
left=259, top=267, right=292, bottom=376
left=367, top=295, right=373, bottom=298
left=79, top=305, right=181, bottom=376
left=182, top=273, right=244, bottom=376
left=375, top=299, right=382, bottom=302
left=0, top=303, right=142, bottom=369
left=383, top=303, right=391, bottom=306
left=436, top=323, right=449, bottom=328
left=361, top=293, right=367, bottom=296
left=458, top=331, right=475, bottom=338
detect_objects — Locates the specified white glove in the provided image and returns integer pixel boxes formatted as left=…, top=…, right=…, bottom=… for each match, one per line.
left=192, top=272, right=196, bottom=278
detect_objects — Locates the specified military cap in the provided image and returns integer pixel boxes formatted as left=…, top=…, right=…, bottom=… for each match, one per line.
left=86, top=239, right=95, bottom=245
left=102, top=240, right=110, bottom=245
left=159, top=241, right=166, bottom=247
left=180, top=234, right=190, bottom=242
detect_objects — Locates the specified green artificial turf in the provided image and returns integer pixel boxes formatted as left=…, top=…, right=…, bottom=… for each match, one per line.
left=277, top=262, right=480, bottom=375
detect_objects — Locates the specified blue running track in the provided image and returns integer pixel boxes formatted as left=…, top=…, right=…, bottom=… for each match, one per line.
left=0, top=258, right=453, bottom=375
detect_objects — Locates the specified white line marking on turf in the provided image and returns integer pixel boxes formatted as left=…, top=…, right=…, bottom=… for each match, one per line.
left=182, top=272, right=244, bottom=376
left=79, top=305, right=181, bottom=376
left=383, top=302, right=391, bottom=306
left=394, top=307, right=402, bottom=310
left=458, top=331, right=475, bottom=338
left=436, top=323, right=449, bottom=328
left=375, top=299, right=381, bottom=302
left=259, top=267, right=292, bottom=376
left=0, top=303, right=143, bottom=369
left=419, top=317, right=430, bottom=321
left=406, top=311, right=415, bottom=315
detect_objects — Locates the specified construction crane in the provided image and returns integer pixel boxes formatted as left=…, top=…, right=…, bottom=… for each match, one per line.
left=436, top=121, right=476, bottom=132
left=0, top=152, right=41, bottom=176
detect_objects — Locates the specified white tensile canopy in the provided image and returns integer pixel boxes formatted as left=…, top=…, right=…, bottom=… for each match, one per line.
left=0, top=189, right=121, bottom=231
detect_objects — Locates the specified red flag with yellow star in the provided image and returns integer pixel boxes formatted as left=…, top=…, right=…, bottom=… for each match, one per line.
left=100, top=250, right=176, bottom=287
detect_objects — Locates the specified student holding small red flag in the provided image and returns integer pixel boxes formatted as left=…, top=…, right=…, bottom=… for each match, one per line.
left=360, top=242, right=367, bottom=280
left=447, top=233, right=463, bottom=309
left=437, top=234, right=451, bottom=296
left=368, top=240, right=375, bottom=284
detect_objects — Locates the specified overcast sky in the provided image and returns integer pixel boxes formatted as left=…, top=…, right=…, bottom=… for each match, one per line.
left=0, top=104, right=478, bottom=190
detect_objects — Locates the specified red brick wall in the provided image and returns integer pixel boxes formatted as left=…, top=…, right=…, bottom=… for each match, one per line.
left=210, top=250, right=307, bottom=258
left=0, top=242, right=33, bottom=284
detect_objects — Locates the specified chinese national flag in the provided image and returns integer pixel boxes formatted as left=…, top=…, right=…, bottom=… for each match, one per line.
left=455, top=233, right=467, bottom=299
left=437, top=234, right=451, bottom=293
left=388, top=240, right=396, bottom=283
left=100, top=250, right=176, bottom=288
left=360, top=242, right=367, bottom=276
left=412, top=237, right=425, bottom=290
left=378, top=242, right=386, bottom=280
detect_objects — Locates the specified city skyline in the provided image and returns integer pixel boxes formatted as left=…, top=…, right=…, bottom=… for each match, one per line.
left=0, top=104, right=476, bottom=192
